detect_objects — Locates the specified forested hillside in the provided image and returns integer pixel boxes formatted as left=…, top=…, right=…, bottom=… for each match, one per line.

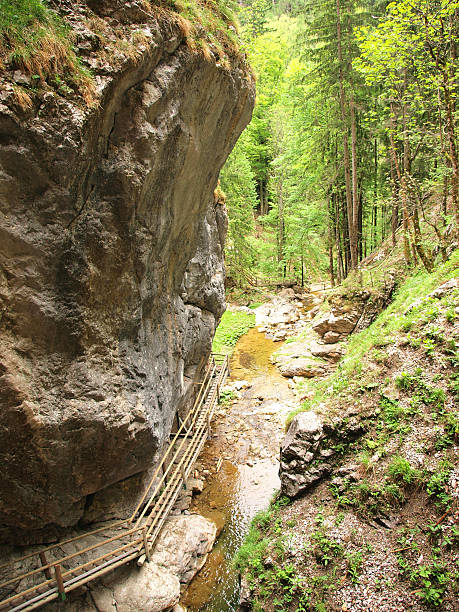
left=222, top=0, right=458, bottom=289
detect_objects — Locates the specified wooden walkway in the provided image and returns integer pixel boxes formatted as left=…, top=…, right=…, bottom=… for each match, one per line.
left=0, top=354, right=229, bottom=612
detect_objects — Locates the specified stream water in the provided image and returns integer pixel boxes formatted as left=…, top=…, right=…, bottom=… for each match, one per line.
left=180, top=328, right=297, bottom=611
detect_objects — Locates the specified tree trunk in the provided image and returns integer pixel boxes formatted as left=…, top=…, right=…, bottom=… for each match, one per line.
left=328, top=197, right=335, bottom=287
left=335, top=193, right=344, bottom=283
left=442, top=76, right=459, bottom=230
left=277, top=174, right=285, bottom=271
left=389, top=102, right=410, bottom=264
left=390, top=156, right=399, bottom=247
left=336, top=0, right=356, bottom=270
left=350, top=92, right=360, bottom=266
left=412, top=208, right=433, bottom=272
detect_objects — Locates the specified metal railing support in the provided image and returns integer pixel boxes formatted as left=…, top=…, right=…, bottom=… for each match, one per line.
left=142, top=527, right=151, bottom=562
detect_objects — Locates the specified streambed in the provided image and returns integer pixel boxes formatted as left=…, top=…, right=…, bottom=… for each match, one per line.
left=180, top=327, right=298, bottom=611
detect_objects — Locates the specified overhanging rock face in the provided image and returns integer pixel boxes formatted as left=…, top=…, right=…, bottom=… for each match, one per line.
left=0, top=9, right=254, bottom=543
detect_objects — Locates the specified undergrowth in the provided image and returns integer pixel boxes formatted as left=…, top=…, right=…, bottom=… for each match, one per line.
left=212, top=310, right=255, bottom=355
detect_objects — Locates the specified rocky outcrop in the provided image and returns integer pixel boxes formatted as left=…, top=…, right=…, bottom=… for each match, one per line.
left=0, top=2, right=254, bottom=543
left=279, top=358, right=328, bottom=378
left=312, top=274, right=397, bottom=342
left=149, top=513, right=216, bottom=584
left=280, top=410, right=367, bottom=498
left=92, top=564, right=181, bottom=612
left=271, top=336, right=336, bottom=380
left=309, top=341, right=345, bottom=363
left=312, top=309, right=360, bottom=341
left=255, top=290, right=315, bottom=341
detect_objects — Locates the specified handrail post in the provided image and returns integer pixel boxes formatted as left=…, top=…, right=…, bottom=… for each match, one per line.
left=143, top=527, right=151, bottom=562
left=39, top=552, right=52, bottom=580
left=54, top=564, right=66, bottom=601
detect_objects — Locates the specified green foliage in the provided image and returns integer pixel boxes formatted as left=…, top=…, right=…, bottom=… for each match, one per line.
left=219, top=388, right=236, bottom=406
left=426, top=461, right=453, bottom=510
left=234, top=495, right=312, bottom=611
left=345, top=550, right=363, bottom=583
left=398, top=555, right=453, bottom=607
left=220, top=135, right=258, bottom=287
left=212, top=310, right=255, bottom=354
left=331, top=475, right=407, bottom=517
left=387, top=456, right=421, bottom=485
left=311, top=528, right=343, bottom=566
left=379, top=395, right=415, bottom=432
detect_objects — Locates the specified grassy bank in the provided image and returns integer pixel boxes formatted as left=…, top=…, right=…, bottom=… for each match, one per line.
left=288, top=249, right=459, bottom=425
left=212, top=310, right=255, bottom=356
left=1, top=0, right=247, bottom=108
left=0, top=0, right=94, bottom=103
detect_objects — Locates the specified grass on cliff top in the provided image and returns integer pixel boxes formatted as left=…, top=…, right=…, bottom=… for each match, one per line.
left=212, top=310, right=256, bottom=356
left=287, top=248, right=459, bottom=425
left=0, top=0, right=94, bottom=105
left=153, top=0, right=243, bottom=66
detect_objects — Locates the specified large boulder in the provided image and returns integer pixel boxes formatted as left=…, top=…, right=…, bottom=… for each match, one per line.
left=280, top=411, right=327, bottom=498
left=256, top=298, right=300, bottom=327
left=310, top=342, right=345, bottom=363
left=85, top=513, right=216, bottom=612
left=280, top=410, right=368, bottom=498
left=150, top=514, right=217, bottom=583
left=312, top=309, right=360, bottom=339
left=279, top=358, right=328, bottom=379
left=0, top=5, right=255, bottom=543
left=93, top=564, right=180, bottom=612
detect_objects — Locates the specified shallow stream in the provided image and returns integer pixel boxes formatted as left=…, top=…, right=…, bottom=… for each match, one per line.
left=180, top=328, right=297, bottom=611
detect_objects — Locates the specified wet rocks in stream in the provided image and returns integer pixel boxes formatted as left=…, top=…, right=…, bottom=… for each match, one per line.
left=255, top=288, right=322, bottom=342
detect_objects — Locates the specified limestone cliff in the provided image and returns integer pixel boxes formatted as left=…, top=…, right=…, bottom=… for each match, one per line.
left=0, top=0, right=254, bottom=544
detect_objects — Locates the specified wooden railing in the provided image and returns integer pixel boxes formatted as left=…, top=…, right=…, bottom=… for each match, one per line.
left=0, top=354, right=229, bottom=612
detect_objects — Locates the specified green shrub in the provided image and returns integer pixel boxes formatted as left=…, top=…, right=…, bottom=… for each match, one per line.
left=388, top=456, right=421, bottom=484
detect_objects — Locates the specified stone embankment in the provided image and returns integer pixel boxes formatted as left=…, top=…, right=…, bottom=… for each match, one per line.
left=279, top=410, right=367, bottom=498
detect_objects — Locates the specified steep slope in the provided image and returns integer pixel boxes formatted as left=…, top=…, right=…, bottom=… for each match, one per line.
left=0, top=0, right=255, bottom=544
left=237, top=251, right=458, bottom=611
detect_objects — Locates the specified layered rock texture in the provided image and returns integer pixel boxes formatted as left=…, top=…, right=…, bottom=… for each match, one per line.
left=312, top=274, right=397, bottom=343
left=0, top=1, right=254, bottom=543
left=280, top=410, right=368, bottom=498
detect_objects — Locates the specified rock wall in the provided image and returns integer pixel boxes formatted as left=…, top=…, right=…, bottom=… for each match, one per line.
left=0, top=2, right=254, bottom=543
left=280, top=410, right=368, bottom=499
